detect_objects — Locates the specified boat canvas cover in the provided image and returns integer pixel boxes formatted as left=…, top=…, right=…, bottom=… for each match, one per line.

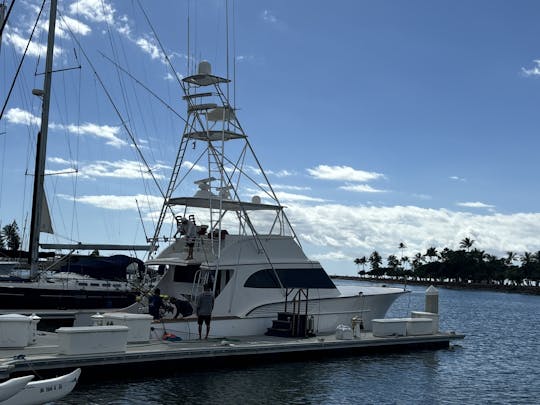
left=59, top=255, right=143, bottom=281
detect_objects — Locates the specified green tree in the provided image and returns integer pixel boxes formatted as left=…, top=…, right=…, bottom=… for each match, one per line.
left=369, top=251, right=382, bottom=272
left=1, top=221, right=21, bottom=252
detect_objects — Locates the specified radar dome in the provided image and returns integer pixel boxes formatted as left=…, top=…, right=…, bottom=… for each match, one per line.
left=198, top=61, right=211, bottom=75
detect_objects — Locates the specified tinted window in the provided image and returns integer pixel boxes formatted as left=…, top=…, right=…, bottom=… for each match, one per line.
left=244, top=269, right=280, bottom=288
left=173, top=264, right=200, bottom=283
left=244, top=268, right=335, bottom=289
left=276, top=268, right=335, bottom=289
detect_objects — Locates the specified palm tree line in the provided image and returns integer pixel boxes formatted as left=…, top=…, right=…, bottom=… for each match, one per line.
left=353, top=238, right=540, bottom=287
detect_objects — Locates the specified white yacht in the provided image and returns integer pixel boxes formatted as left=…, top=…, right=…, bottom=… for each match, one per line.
left=135, top=61, right=405, bottom=339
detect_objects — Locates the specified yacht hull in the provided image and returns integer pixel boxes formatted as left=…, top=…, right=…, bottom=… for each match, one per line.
left=154, top=289, right=404, bottom=339
left=0, top=284, right=136, bottom=310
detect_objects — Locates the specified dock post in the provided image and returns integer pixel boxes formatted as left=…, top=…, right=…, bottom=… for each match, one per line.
left=425, top=285, right=439, bottom=314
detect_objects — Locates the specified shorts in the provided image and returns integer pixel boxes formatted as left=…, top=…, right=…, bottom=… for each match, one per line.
left=197, top=315, right=211, bottom=326
left=187, top=242, right=195, bottom=247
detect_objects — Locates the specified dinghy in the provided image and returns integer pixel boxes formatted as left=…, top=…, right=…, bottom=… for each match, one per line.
left=1, top=368, right=81, bottom=405
left=0, top=375, right=34, bottom=402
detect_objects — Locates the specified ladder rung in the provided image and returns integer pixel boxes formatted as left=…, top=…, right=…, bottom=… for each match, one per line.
left=183, top=92, right=213, bottom=100
left=188, top=103, right=218, bottom=113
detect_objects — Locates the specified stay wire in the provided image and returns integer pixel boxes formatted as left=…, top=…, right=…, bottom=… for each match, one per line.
left=59, top=13, right=166, bottom=200
left=0, top=0, right=16, bottom=38
left=0, top=0, right=46, bottom=122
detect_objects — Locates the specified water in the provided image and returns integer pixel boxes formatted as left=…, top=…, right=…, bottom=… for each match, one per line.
left=56, top=282, right=540, bottom=404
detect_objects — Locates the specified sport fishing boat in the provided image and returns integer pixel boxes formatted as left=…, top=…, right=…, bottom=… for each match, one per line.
left=131, top=61, right=405, bottom=339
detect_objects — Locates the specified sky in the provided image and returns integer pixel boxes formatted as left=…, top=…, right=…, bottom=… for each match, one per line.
left=2, top=0, right=540, bottom=276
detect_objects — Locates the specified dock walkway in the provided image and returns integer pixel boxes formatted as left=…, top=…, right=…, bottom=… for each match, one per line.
left=0, top=330, right=464, bottom=381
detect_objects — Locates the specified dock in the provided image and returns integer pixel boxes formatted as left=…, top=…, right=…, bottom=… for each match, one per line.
left=0, top=330, right=464, bottom=381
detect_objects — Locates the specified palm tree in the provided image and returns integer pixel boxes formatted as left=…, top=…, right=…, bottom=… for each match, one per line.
left=424, top=247, right=438, bottom=262
left=459, top=237, right=475, bottom=252
left=369, top=251, right=382, bottom=271
left=359, top=256, right=367, bottom=271
left=1, top=221, right=21, bottom=252
left=412, top=252, right=424, bottom=270
left=400, top=255, right=409, bottom=270
left=387, top=254, right=399, bottom=270
left=355, top=256, right=367, bottom=276
left=505, top=251, right=517, bottom=266
left=398, top=242, right=406, bottom=260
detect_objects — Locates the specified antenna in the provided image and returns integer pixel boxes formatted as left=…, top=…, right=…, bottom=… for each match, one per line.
left=187, top=0, right=190, bottom=76
left=225, top=0, right=230, bottom=106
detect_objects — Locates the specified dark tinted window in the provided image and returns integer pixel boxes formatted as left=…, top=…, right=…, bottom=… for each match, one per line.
left=173, top=264, right=200, bottom=283
left=276, top=268, right=335, bottom=289
left=244, top=268, right=335, bottom=289
left=244, top=269, right=280, bottom=288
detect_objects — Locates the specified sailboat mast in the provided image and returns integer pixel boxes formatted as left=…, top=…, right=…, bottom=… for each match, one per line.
left=28, top=0, right=57, bottom=273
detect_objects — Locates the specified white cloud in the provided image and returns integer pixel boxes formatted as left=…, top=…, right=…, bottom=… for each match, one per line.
left=48, top=157, right=76, bottom=165
left=450, top=175, right=466, bottom=181
left=340, top=184, right=387, bottom=193
left=522, top=60, right=540, bottom=77
left=262, top=10, right=278, bottom=24
left=57, top=15, right=92, bottom=37
left=3, top=31, right=62, bottom=58
left=5, top=108, right=40, bottom=126
left=52, top=122, right=127, bottom=148
left=69, top=0, right=115, bottom=25
left=267, top=169, right=295, bottom=178
left=274, top=184, right=311, bottom=191
left=60, top=193, right=163, bottom=211
left=284, top=203, right=540, bottom=275
left=181, top=161, right=206, bottom=172
left=307, top=165, right=384, bottom=182
left=80, top=160, right=166, bottom=180
left=6, top=108, right=127, bottom=148
left=136, top=37, right=163, bottom=61
left=275, top=191, right=326, bottom=203
left=457, top=201, right=495, bottom=209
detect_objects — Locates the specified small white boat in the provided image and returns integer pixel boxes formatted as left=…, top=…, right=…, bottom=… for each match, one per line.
left=1, top=368, right=81, bottom=405
left=0, top=375, right=34, bottom=402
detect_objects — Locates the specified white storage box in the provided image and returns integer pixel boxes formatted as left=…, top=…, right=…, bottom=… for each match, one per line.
left=102, top=312, right=153, bottom=343
left=0, top=314, right=33, bottom=348
left=411, top=311, right=439, bottom=334
left=335, top=324, right=354, bottom=340
left=406, top=318, right=433, bottom=336
left=56, top=325, right=129, bottom=355
left=372, top=318, right=407, bottom=337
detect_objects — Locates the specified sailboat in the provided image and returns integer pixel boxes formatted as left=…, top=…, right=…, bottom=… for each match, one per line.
left=125, top=60, right=406, bottom=338
left=0, top=0, right=149, bottom=311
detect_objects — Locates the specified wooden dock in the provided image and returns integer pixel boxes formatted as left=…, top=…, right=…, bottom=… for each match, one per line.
left=0, top=330, right=464, bottom=381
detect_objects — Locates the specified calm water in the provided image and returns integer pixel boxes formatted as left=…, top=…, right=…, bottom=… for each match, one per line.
left=56, top=281, right=539, bottom=404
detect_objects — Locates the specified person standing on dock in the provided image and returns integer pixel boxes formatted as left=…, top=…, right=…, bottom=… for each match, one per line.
left=196, top=283, right=214, bottom=339
left=149, top=288, right=163, bottom=320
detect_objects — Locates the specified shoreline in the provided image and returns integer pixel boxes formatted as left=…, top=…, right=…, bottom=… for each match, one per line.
left=331, top=275, right=540, bottom=295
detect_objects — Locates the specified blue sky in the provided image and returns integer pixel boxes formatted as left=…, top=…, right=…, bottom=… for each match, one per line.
left=2, top=0, right=540, bottom=275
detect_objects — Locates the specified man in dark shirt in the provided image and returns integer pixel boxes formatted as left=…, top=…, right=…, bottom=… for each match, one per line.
left=149, top=288, right=163, bottom=320
left=196, top=283, right=215, bottom=339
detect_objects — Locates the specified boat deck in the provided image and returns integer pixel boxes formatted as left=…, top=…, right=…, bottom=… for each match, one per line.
left=0, top=330, right=464, bottom=381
